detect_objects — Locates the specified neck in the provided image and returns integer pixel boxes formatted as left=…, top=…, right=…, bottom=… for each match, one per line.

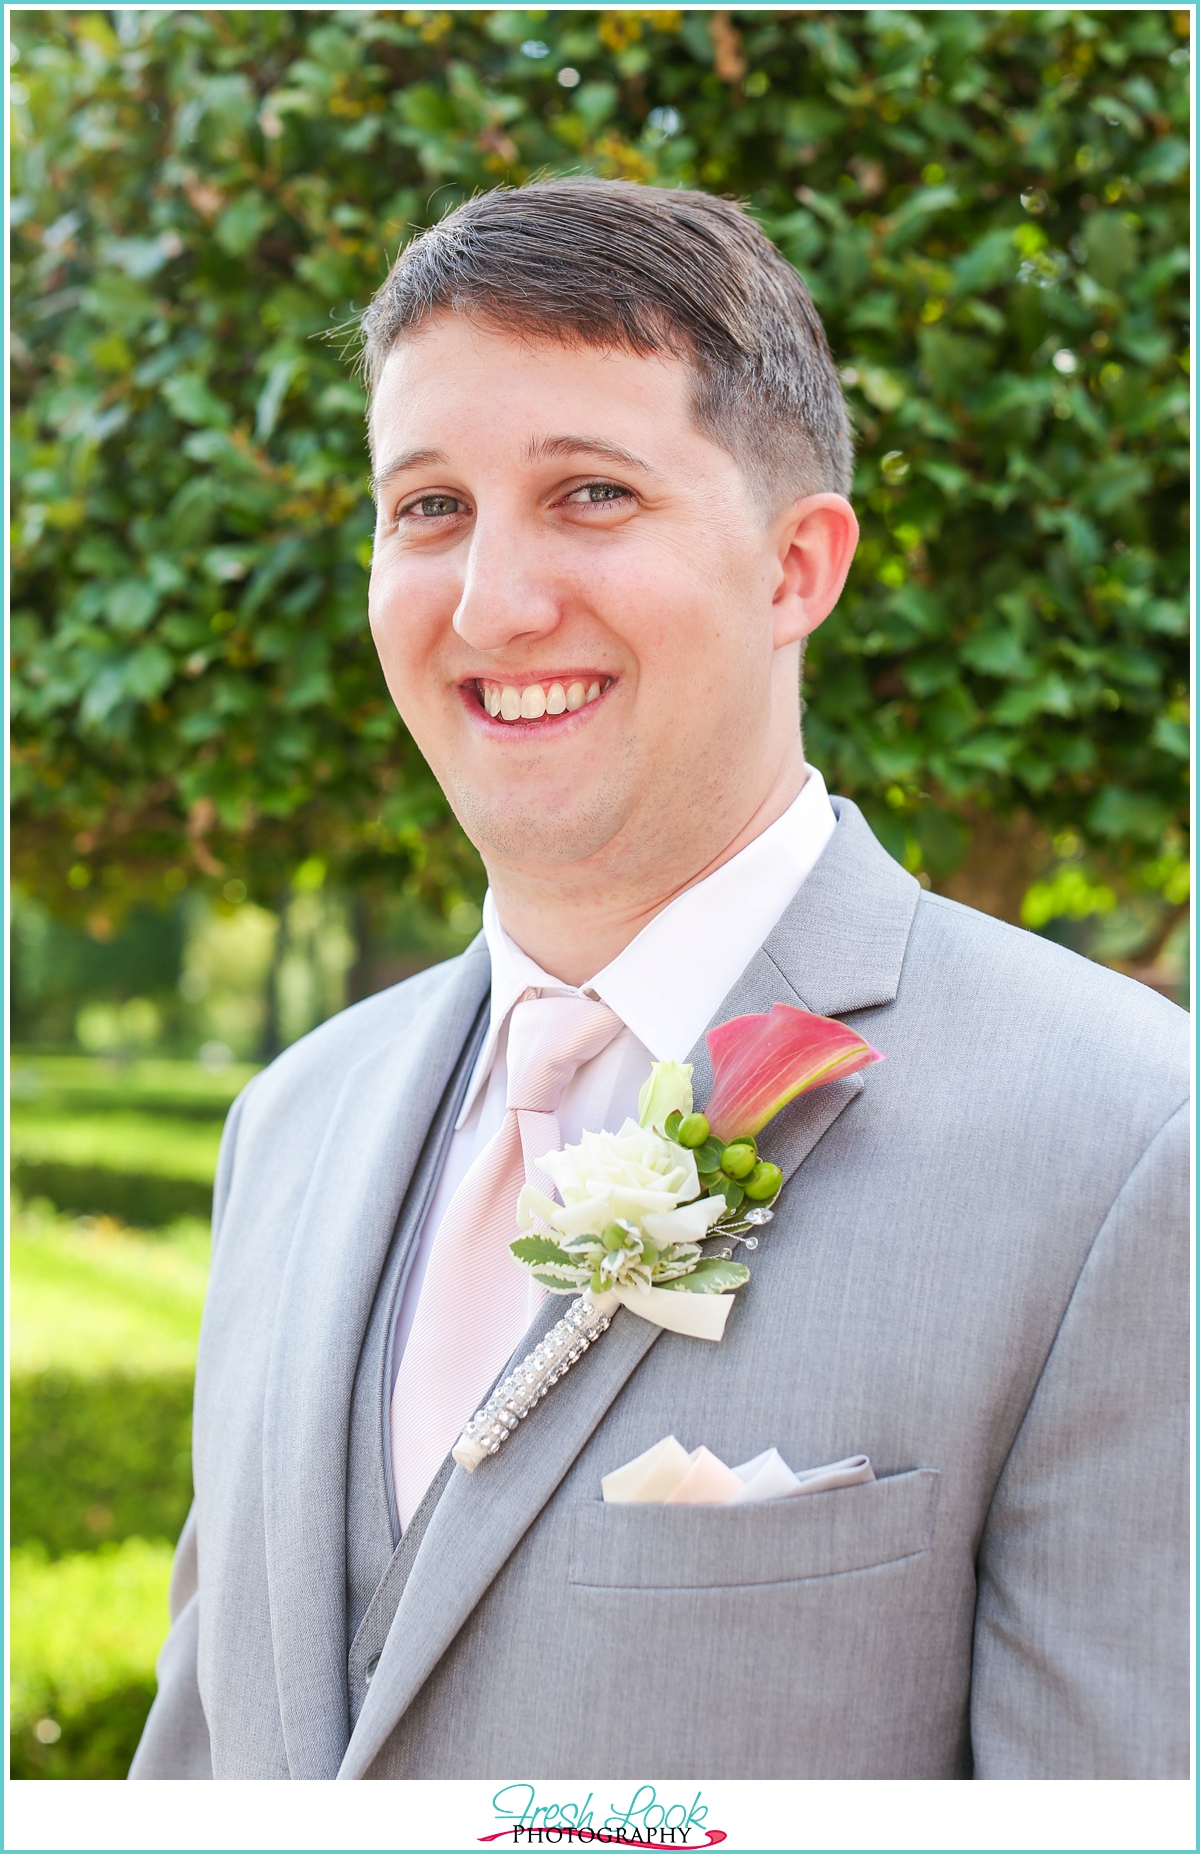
left=482, top=738, right=810, bottom=987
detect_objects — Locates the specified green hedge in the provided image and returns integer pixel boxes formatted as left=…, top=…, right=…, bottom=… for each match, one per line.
left=11, top=1164, right=213, bottom=1226
left=11, top=1371, right=196, bottom=1558
left=10, top=1359, right=192, bottom=1777
left=11, top=1055, right=231, bottom=1222
left=11, top=7, right=1188, bottom=937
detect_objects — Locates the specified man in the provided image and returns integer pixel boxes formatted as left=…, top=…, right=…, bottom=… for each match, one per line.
left=132, top=179, right=1188, bottom=1782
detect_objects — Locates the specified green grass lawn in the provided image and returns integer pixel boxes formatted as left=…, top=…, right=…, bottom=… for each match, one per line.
left=11, top=1539, right=177, bottom=1778
left=11, top=1112, right=223, bottom=1184
left=10, top=1049, right=253, bottom=1227
left=12, top=1199, right=210, bottom=1377
left=12, top=1535, right=177, bottom=1720
left=11, top=1052, right=258, bottom=1114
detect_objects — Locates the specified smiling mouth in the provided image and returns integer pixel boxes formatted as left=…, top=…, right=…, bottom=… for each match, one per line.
left=474, top=677, right=613, bottom=723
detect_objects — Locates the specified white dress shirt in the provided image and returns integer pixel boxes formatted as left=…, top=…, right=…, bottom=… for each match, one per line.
left=390, top=765, right=837, bottom=1381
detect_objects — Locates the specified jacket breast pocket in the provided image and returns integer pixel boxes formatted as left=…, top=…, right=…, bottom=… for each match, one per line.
left=568, top=1467, right=939, bottom=1590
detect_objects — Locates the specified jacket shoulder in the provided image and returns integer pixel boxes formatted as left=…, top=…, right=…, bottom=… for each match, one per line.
left=908, top=890, right=1188, bottom=1092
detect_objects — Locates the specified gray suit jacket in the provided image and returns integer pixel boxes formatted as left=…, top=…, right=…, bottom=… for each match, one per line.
left=130, top=799, right=1189, bottom=1781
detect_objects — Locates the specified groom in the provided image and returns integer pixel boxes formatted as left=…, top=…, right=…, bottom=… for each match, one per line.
left=132, top=180, right=1188, bottom=1781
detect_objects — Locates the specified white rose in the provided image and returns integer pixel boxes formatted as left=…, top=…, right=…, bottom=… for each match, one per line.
left=516, top=1118, right=724, bottom=1243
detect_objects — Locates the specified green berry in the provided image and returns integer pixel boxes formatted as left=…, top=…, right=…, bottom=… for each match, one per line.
left=590, top=1269, right=605, bottom=1294
left=602, top=1223, right=628, bottom=1251
left=721, top=1142, right=757, bottom=1180
left=744, top=1161, right=783, bottom=1202
left=676, top=1112, right=710, bottom=1148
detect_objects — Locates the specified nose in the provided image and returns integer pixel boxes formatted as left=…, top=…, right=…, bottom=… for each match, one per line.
left=452, top=515, right=562, bottom=653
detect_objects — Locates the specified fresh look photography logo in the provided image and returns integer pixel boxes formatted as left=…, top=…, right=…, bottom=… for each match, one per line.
left=480, top=1784, right=727, bottom=1848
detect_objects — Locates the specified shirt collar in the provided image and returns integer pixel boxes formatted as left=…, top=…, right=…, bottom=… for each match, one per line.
left=458, top=765, right=836, bottom=1125
left=587, top=763, right=836, bottom=1062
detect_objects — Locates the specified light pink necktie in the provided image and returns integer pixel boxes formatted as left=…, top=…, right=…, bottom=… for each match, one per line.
left=390, top=991, right=624, bottom=1530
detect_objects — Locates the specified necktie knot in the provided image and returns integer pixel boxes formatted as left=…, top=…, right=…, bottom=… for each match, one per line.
left=505, top=992, right=624, bottom=1115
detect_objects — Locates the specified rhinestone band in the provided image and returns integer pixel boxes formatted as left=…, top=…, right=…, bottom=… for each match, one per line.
left=452, top=1294, right=615, bottom=1471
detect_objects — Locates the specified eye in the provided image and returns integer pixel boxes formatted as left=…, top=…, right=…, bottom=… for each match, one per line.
left=564, top=481, right=635, bottom=507
left=401, top=493, right=467, bottom=519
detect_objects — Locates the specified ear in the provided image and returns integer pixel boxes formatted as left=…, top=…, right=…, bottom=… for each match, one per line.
left=770, top=494, right=860, bottom=649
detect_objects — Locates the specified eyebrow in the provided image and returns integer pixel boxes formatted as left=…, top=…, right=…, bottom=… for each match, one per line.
left=525, top=434, right=657, bottom=475
left=370, top=447, right=447, bottom=501
left=369, top=433, right=657, bottom=502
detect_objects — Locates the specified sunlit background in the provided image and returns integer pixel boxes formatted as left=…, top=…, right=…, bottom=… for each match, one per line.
left=10, top=6, right=1188, bottom=1777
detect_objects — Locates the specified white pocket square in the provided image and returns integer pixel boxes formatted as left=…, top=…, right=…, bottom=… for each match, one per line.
left=602, top=1434, right=875, bottom=1505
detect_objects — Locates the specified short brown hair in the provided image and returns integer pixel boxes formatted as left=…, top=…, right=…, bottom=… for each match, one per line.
left=360, top=178, right=852, bottom=511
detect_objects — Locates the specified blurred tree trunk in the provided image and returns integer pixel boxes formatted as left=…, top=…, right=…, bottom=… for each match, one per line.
left=346, top=889, right=382, bottom=1006
left=933, top=809, right=1046, bottom=927
left=259, top=896, right=289, bottom=1063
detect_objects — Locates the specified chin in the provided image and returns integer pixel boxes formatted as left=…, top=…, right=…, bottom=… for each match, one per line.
left=451, top=779, right=630, bottom=869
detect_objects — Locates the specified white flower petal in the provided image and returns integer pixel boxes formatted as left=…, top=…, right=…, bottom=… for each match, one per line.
left=516, top=1183, right=561, bottom=1230
left=642, top=1198, right=726, bottom=1243
left=552, top=1193, right=613, bottom=1237
left=637, top=1060, right=694, bottom=1131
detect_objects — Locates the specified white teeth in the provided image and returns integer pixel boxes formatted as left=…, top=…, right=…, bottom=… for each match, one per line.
left=483, top=678, right=606, bottom=722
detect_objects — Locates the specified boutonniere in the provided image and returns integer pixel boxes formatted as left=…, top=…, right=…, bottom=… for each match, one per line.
left=453, top=1004, right=883, bottom=1470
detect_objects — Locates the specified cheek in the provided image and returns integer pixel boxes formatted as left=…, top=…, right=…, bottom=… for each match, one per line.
left=579, top=537, right=715, bottom=659
left=612, top=551, right=742, bottom=683
left=368, top=552, right=455, bottom=679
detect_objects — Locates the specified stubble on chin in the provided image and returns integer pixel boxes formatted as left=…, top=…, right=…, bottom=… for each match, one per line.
left=441, top=738, right=640, bottom=872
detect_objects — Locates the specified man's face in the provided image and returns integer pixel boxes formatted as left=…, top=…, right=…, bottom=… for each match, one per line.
left=368, top=316, right=811, bottom=880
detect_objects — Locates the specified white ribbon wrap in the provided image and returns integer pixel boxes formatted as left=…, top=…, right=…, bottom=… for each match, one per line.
left=589, top=1283, right=735, bottom=1342
left=450, top=1285, right=737, bottom=1471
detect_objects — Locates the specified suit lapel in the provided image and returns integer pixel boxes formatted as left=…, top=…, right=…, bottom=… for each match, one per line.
left=262, top=942, right=490, bottom=1779
left=339, top=798, right=920, bottom=1776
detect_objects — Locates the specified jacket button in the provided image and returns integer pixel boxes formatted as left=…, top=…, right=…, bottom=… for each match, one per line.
left=364, top=1652, right=381, bottom=1684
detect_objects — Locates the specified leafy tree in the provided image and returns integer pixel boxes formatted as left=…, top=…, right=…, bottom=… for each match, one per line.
left=11, top=8, right=1189, bottom=960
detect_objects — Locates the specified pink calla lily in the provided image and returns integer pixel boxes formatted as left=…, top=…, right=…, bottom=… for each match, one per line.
left=703, top=1003, right=884, bottom=1141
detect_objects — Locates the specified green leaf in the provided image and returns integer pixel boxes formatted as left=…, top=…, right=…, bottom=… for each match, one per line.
left=510, top=1235, right=575, bottom=1269
left=215, top=191, right=276, bottom=259
left=161, top=374, right=231, bottom=431
left=528, top=1266, right=589, bottom=1291
left=658, top=1258, right=751, bottom=1294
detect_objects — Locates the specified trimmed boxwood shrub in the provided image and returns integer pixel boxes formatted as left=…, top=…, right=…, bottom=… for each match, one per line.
left=11, top=1370, right=195, bottom=1558
left=11, top=1163, right=214, bottom=1228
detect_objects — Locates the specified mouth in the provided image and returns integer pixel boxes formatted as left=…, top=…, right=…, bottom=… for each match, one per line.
left=469, top=675, right=614, bottom=726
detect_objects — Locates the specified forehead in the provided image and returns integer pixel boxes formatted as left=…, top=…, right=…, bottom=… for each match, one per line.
left=368, top=315, right=696, bottom=454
